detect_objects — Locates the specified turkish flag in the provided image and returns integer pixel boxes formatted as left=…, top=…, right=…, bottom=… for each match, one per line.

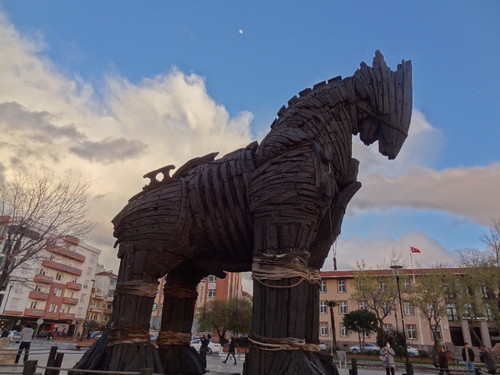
left=410, top=246, right=421, bottom=253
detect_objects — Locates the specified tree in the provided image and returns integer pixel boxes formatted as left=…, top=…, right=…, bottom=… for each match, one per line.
left=351, top=263, right=398, bottom=337
left=457, top=219, right=500, bottom=340
left=343, top=309, right=379, bottom=352
left=407, top=268, right=450, bottom=362
left=326, top=300, right=338, bottom=351
left=196, top=297, right=252, bottom=343
left=0, top=170, right=94, bottom=293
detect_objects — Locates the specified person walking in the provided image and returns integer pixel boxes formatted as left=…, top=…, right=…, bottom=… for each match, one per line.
left=223, top=336, right=237, bottom=365
left=437, top=346, right=451, bottom=375
left=380, top=342, right=396, bottom=375
left=199, top=333, right=211, bottom=371
left=479, top=346, right=497, bottom=375
left=462, top=343, right=475, bottom=375
left=15, top=323, right=34, bottom=364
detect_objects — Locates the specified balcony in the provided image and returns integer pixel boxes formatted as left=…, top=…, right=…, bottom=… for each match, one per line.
left=63, top=235, right=80, bottom=246
left=0, top=216, right=11, bottom=224
left=24, top=308, right=45, bottom=317
left=59, top=312, right=76, bottom=320
left=66, top=282, right=82, bottom=291
left=42, top=260, right=82, bottom=276
left=46, top=246, right=85, bottom=263
left=29, top=291, right=49, bottom=300
left=104, top=308, right=112, bottom=315
left=3, top=310, right=22, bottom=316
left=34, top=274, right=53, bottom=284
left=62, top=297, right=78, bottom=305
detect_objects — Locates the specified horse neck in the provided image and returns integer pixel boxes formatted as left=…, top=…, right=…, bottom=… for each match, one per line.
left=257, top=77, right=357, bottom=163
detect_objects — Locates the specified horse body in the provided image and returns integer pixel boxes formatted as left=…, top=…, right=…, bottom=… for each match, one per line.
left=75, top=51, right=412, bottom=375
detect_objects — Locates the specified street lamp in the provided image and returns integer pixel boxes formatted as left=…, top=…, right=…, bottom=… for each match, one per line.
left=390, top=264, right=413, bottom=375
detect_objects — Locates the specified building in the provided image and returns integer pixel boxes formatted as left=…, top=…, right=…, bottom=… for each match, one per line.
left=86, top=268, right=117, bottom=330
left=0, top=217, right=101, bottom=337
left=149, top=272, right=243, bottom=333
left=319, top=268, right=499, bottom=351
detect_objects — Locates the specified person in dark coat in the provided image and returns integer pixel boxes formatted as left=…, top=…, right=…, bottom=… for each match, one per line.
left=437, top=346, right=450, bottom=375
left=199, top=333, right=211, bottom=370
left=223, top=336, right=237, bottom=365
left=479, top=346, right=497, bottom=375
left=462, top=343, right=475, bottom=375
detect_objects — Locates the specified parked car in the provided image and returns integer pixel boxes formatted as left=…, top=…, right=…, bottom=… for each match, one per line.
left=407, top=345, right=419, bottom=357
left=190, top=338, right=222, bottom=355
left=8, top=330, right=21, bottom=342
left=348, top=343, right=380, bottom=354
left=89, top=331, right=103, bottom=339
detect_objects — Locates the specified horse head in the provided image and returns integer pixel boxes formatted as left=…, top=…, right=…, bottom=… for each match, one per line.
left=351, top=50, right=412, bottom=159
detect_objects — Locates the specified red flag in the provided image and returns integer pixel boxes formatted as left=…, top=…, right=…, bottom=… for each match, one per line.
left=410, top=246, right=421, bottom=253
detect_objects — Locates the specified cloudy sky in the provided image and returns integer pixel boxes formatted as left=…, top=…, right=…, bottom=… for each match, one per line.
left=0, top=1, right=498, bottom=289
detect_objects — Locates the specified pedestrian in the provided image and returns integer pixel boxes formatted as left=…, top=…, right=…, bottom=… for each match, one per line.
left=15, top=323, right=34, bottom=364
left=437, top=346, right=450, bottom=375
left=222, top=336, right=237, bottom=365
left=199, top=333, right=211, bottom=371
left=462, top=342, right=475, bottom=375
left=379, top=342, right=396, bottom=375
left=479, top=346, right=497, bottom=375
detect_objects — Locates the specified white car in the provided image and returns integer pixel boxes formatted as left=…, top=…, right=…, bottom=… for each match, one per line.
left=407, top=345, right=419, bottom=357
left=190, top=338, right=222, bottom=355
left=348, top=343, right=380, bottom=354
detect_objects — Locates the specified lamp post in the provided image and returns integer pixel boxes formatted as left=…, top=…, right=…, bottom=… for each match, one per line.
left=390, top=264, right=413, bottom=375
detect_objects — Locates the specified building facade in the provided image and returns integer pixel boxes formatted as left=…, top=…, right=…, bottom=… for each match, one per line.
left=150, top=272, right=243, bottom=333
left=319, top=269, right=499, bottom=351
left=86, top=269, right=117, bottom=330
left=0, top=217, right=101, bottom=337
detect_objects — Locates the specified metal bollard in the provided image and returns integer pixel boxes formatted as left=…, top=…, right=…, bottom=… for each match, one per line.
left=22, top=360, right=38, bottom=375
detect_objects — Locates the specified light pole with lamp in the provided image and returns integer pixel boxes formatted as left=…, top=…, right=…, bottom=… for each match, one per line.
left=390, top=264, right=413, bottom=375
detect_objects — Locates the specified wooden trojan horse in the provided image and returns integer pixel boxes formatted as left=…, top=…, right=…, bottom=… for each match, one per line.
left=74, top=51, right=412, bottom=374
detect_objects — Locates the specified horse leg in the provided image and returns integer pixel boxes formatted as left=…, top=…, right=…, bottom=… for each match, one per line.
left=74, top=243, right=164, bottom=373
left=157, top=263, right=207, bottom=374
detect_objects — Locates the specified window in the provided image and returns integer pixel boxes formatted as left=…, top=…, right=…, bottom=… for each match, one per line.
left=30, top=301, right=37, bottom=309
left=359, top=301, right=368, bottom=310
left=80, top=293, right=86, bottom=302
left=338, top=279, right=346, bottom=293
left=363, top=330, right=370, bottom=338
left=340, top=324, right=348, bottom=337
left=444, top=285, right=456, bottom=299
left=53, top=288, right=63, bottom=297
left=339, top=301, right=347, bottom=314
left=463, top=303, right=474, bottom=318
left=402, top=278, right=411, bottom=291
left=446, top=303, right=458, bottom=320
left=407, top=325, right=417, bottom=339
left=320, top=322, right=329, bottom=336
left=382, top=302, right=391, bottom=315
left=55, top=273, right=62, bottom=281
left=431, top=326, right=442, bottom=340
left=485, top=304, right=493, bottom=320
left=481, top=286, right=491, bottom=299
left=383, top=324, right=393, bottom=331
left=208, top=275, right=216, bottom=282
left=403, top=302, right=414, bottom=315
left=320, top=301, right=327, bottom=314
left=49, top=304, right=59, bottom=313
left=320, top=280, right=327, bottom=293
left=379, top=281, right=387, bottom=292
left=208, top=289, right=216, bottom=298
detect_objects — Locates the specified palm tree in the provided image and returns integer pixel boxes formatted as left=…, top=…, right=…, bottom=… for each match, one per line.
left=326, top=300, right=338, bottom=352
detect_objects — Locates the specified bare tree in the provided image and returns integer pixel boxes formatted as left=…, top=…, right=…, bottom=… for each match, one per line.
left=0, top=170, right=94, bottom=292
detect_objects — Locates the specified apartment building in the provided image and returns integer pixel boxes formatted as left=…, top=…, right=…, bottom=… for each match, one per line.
left=0, top=217, right=101, bottom=337
left=86, top=269, right=117, bottom=329
left=319, top=268, right=499, bottom=351
left=149, top=272, right=243, bottom=332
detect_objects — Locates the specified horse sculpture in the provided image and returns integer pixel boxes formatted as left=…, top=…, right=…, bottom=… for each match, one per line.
left=75, top=51, right=412, bottom=374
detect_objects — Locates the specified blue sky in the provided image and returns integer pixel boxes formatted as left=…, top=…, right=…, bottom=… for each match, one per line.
left=0, top=1, right=499, bottom=275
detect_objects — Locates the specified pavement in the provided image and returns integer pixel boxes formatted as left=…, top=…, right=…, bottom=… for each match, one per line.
left=0, top=340, right=462, bottom=375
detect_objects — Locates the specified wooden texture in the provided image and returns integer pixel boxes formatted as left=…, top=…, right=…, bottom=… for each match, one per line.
left=74, top=51, right=412, bottom=375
